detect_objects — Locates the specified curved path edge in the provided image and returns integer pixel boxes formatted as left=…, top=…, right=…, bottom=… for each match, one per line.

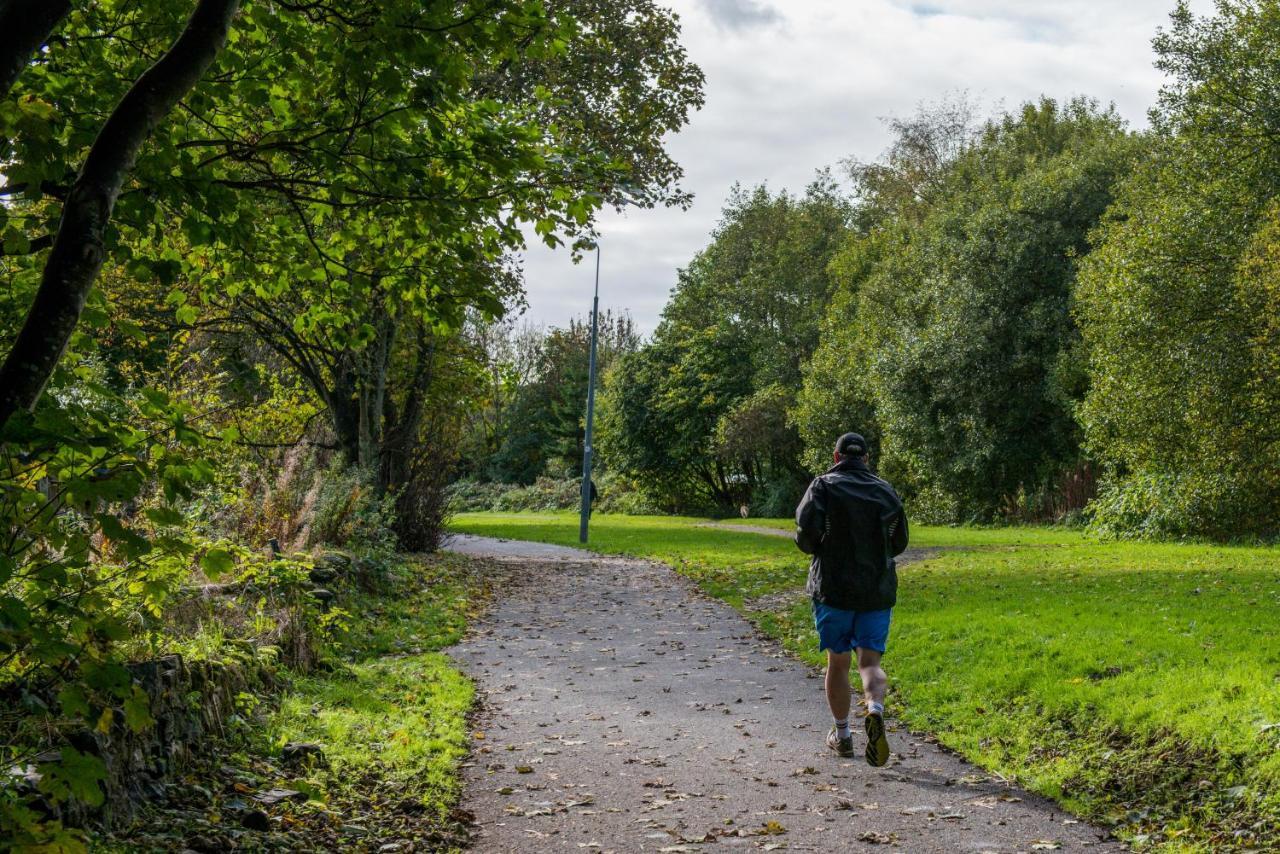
left=444, top=534, right=1122, bottom=853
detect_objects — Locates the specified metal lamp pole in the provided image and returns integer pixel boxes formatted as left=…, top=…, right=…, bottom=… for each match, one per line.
left=579, top=244, right=601, bottom=543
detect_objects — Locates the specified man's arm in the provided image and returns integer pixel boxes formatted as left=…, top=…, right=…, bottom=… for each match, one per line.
left=887, top=504, right=909, bottom=557
left=795, top=477, right=826, bottom=555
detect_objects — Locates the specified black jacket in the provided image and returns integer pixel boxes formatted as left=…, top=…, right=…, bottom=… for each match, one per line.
left=794, top=458, right=909, bottom=612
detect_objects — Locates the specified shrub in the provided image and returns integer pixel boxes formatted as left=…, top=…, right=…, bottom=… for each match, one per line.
left=1086, top=469, right=1267, bottom=542
left=446, top=473, right=662, bottom=516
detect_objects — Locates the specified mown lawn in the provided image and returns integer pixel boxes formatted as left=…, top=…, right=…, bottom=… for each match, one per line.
left=450, top=511, right=1280, bottom=852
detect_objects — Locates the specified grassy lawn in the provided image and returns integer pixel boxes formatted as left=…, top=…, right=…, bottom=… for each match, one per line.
left=260, top=553, right=482, bottom=849
left=451, top=511, right=1280, bottom=852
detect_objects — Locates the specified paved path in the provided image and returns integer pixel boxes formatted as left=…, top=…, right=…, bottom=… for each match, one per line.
left=696, top=522, right=795, bottom=538
left=445, top=535, right=1121, bottom=853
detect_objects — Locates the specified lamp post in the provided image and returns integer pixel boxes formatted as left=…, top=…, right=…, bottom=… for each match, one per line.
left=579, top=244, right=601, bottom=544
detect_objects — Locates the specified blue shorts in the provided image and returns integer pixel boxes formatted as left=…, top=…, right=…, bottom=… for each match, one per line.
left=813, top=602, right=892, bottom=654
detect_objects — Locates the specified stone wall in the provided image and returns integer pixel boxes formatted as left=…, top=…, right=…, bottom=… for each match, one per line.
left=23, top=652, right=275, bottom=829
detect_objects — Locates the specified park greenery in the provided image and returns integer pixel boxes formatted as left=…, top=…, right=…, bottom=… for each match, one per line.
left=0, top=0, right=702, bottom=847
left=583, top=90, right=1152, bottom=523
left=455, top=0, right=1280, bottom=539
left=4, top=0, right=1280, bottom=850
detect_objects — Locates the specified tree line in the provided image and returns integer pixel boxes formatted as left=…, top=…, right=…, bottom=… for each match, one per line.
left=586, top=1, right=1279, bottom=539
left=0, top=0, right=701, bottom=844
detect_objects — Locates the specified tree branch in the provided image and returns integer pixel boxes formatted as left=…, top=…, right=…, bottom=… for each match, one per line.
left=0, top=0, right=242, bottom=432
left=0, top=0, right=71, bottom=100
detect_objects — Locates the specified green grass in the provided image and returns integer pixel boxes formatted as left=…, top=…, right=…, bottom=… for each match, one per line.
left=264, top=553, right=479, bottom=827
left=95, top=553, right=484, bottom=852
left=451, top=511, right=1280, bottom=852
left=710, top=514, right=1088, bottom=546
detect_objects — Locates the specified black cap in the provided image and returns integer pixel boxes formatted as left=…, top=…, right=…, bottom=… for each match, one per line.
left=835, top=432, right=867, bottom=457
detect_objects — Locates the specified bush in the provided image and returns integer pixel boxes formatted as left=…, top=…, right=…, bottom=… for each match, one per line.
left=1086, top=468, right=1269, bottom=542
left=1074, top=4, right=1280, bottom=540
left=748, top=478, right=805, bottom=519
left=493, top=477, right=583, bottom=512
left=446, top=472, right=662, bottom=516
left=593, top=472, right=663, bottom=516
left=391, top=416, right=460, bottom=553
left=445, top=479, right=510, bottom=513
left=305, top=464, right=397, bottom=559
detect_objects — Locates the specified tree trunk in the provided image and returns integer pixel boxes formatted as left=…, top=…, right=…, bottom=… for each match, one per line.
left=0, top=0, right=71, bottom=101
left=378, top=325, right=436, bottom=495
left=359, top=305, right=394, bottom=474
left=0, top=0, right=241, bottom=433
left=327, top=367, right=362, bottom=465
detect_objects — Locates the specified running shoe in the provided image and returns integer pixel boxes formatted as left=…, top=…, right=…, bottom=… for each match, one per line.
left=864, top=711, right=890, bottom=767
left=827, top=725, right=854, bottom=758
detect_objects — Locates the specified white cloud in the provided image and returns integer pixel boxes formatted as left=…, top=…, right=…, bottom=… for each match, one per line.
left=517, top=0, right=1216, bottom=335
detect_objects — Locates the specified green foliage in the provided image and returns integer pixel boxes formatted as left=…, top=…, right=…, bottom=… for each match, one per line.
left=0, top=382, right=212, bottom=822
left=664, top=179, right=854, bottom=391
left=599, top=181, right=852, bottom=511
left=1, top=0, right=702, bottom=841
left=792, top=234, right=886, bottom=474
left=263, top=554, right=477, bottom=827
left=801, top=98, right=1137, bottom=522
left=445, top=471, right=657, bottom=515
left=1076, top=1, right=1280, bottom=539
left=467, top=312, right=639, bottom=485
left=305, top=464, right=398, bottom=559
left=599, top=323, right=754, bottom=512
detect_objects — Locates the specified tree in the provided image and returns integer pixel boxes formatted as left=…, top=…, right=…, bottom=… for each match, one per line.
left=1076, top=0, right=1280, bottom=538
left=0, top=0, right=72, bottom=101
left=799, top=98, right=1138, bottom=521
left=2, top=0, right=703, bottom=514
left=598, top=322, right=754, bottom=511
left=603, top=179, right=853, bottom=511
left=844, top=93, right=979, bottom=230
left=663, top=177, right=853, bottom=391
left=794, top=97, right=980, bottom=474
left=0, top=0, right=241, bottom=429
left=0, top=0, right=701, bottom=833
left=479, top=0, right=706, bottom=210
left=475, top=311, right=638, bottom=484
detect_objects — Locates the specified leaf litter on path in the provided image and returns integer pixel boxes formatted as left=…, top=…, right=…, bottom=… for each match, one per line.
left=447, top=541, right=1124, bottom=852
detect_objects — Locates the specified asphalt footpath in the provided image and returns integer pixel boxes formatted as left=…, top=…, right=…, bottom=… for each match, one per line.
left=445, top=534, right=1121, bottom=853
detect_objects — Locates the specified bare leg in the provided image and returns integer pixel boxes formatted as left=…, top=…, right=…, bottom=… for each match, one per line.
left=825, top=651, right=853, bottom=721
left=858, top=647, right=891, bottom=766
left=856, top=647, right=887, bottom=709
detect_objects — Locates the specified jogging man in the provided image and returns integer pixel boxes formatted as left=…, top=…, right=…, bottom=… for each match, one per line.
left=794, top=432, right=908, bottom=766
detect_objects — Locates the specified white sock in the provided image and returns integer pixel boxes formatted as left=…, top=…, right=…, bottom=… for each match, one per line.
left=835, top=718, right=852, bottom=739
left=867, top=701, right=885, bottom=717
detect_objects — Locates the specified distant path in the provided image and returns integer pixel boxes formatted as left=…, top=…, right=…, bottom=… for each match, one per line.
left=445, top=535, right=1120, bottom=852
left=697, top=521, right=795, bottom=538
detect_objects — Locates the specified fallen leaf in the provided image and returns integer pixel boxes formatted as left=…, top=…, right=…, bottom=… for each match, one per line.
left=759, top=820, right=786, bottom=835
left=858, top=831, right=897, bottom=844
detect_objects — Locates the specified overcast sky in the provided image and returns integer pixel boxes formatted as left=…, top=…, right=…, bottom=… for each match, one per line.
left=518, top=0, right=1215, bottom=335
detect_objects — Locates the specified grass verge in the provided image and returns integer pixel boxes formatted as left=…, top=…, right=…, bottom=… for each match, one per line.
left=451, top=511, right=1280, bottom=853
left=99, top=552, right=484, bottom=853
